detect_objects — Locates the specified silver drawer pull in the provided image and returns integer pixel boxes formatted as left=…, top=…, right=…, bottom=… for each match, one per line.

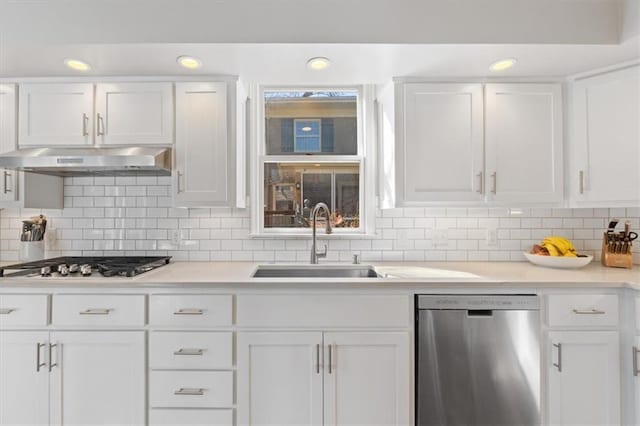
left=174, top=348, right=204, bottom=356
left=173, top=308, right=204, bottom=315
left=79, top=308, right=112, bottom=315
left=553, top=343, right=562, bottom=372
left=572, top=308, right=605, bottom=315
left=633, top=346, right=639, bottom=377
left=0, top=308, right=16, bottom=315
left=174, top=388, right=205, bottom=396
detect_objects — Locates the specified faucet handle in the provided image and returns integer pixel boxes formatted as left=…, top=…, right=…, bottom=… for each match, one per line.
left=316, top=244, right=328, bottom=258
left=352, top=254, right=360, bottom=264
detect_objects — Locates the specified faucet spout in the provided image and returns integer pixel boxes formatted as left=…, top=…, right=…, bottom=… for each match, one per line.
left=310, top=202, right=332, bottom=264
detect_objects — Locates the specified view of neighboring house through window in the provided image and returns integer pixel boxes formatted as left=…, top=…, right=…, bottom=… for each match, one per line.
left=262, top=89, right=362, bottom=232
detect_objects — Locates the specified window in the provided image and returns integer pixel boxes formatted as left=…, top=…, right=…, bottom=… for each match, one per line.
left=257, top=88, right=366, bottom=234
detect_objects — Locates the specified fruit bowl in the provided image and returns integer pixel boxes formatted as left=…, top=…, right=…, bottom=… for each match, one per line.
left=523, top=252, right=593, bottom=269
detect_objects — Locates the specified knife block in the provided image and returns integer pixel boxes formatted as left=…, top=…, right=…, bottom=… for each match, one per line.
left=601, top=233, right=633, bottom=269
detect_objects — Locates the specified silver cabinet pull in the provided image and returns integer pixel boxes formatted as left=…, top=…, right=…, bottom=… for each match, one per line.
left=174, top=388, right=204, bottom=396
left=316, top=344, right=320, bottom=374
left=36, top=343, right=46, bottom=372
left=82, top=113, right=89, bottom=137
left=572, top=308, right=605, bottom=315
left=490, top=172, right=497, bottom=194
left=0, top=308, right=16, bottom=315
left=328, top=344, right=333, bottom=374
left=176, top=171, right=184, bottom=193
left=79, top=308, right=112, bottom=315
left=633, top=346, right=639, bottom=377
left=476, top=172, right=483, bottom=194
left=174, top=348, right=204, bottom=356
left=579, top=170, right=585, bottom=194
left=553, top=343, right=562, bottom=372
left=173, top=308, right=204, bottom=315
left=3, top=171, right=11, bottom=194
left=97, top=113, right=105, bottom=136
left=48, top=343, right=58, bottom=371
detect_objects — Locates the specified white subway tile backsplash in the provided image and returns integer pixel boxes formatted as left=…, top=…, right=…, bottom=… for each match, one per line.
left=1, top=182, right=638, bottom=264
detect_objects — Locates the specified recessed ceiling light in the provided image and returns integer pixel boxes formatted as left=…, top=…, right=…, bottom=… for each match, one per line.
left=307, top=57, right=331, bottom=71
left=490, top=58, right=517, bottom=72
left=64, top=59, right=91, bottom=72
left=177, top=55, right=202, bottom=69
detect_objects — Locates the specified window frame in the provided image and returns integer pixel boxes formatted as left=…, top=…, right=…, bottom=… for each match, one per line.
left=251, top=85, right=376, bottom=236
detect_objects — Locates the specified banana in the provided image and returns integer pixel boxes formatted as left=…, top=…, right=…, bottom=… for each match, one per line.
left=540, top=236, right=577, bottom=257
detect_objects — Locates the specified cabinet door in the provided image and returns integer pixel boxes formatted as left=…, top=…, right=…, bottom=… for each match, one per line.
left=95, top=82, right=173, bottom=145
left=548, top=331, right=620, bottom=426
left=49, top=331, right=145, bottom=426
left=174, top=82, right=229, bottom=206
left=398, top=83, right=484, bottom=203
left=571, top=65, right=640, bottom=206
left=0, top=331, right=49, bottom=426
left=323, top=332, right=410, bottom=426
left=19, top=83, right=93, bottom=146
left=0, top=84, right=18, bottom=202
left=237, top=332, right=323, bottom=426
left=485, top=83, right=563, bottom=204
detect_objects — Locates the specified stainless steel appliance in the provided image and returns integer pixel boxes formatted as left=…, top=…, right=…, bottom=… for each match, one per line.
left=0, top=256, right=171, bottom=278
left=416, top=295, right=540, bottom=426
left=0, top=147, right=172, bottom=176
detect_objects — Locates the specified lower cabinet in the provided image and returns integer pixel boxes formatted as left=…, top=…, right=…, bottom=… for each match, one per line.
left=0, top=330, right=145, bottom=426
left=237, top=331, right=409, bottom=426
left=547, top=331, right=620, bottom=426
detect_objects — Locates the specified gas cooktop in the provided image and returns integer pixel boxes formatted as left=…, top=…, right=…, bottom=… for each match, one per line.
left=0, top=256, right=172, bottom=278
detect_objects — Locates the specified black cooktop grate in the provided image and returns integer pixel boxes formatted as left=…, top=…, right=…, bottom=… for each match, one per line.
left=0, top=256, right=171, bottom=277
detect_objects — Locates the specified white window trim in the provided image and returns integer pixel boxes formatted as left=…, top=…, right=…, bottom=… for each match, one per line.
left=294, top=118, right=322, bottom=153
left=249, top=85, right=377, bottom=237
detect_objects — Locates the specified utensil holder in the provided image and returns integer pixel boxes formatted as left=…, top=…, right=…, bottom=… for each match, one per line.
left=601, top=233, right=633, bottom=269
left=19, top=241, right=45, bottom=262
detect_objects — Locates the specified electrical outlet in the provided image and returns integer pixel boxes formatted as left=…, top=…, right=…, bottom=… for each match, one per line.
left=486, top=228, right=498, bottom=247
left=432, top=229, right=449, bottom=247
left=170, top=230, right=182, bottom=245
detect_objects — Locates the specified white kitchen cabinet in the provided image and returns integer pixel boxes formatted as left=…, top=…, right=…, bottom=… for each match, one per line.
left=323, top=332, right=410, bottom=426
left=485, top=83, right=563, bottom=204
left=0, top=331, right=50, bottom=426
left=0, top=84, right=18, bottom=202
left=95, top=82, right=173, bottom=145
left=397, top=83, right=484, bottom=204
left=237, top=332, right=324, bottom=426
left=547, top=331, right=620, bottom=426
left=570, top=64, right=640, bottom=207
left=174, top=82, right=229, bottom=206
left=19, top=83, right=93, bottom=146
left=238, top=331, right=410, bottom=426
left=49, top=331, right=145, bottom=426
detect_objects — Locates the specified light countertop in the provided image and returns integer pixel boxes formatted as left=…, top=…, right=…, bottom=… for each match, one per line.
left=0, top=261, right=638, bottom=290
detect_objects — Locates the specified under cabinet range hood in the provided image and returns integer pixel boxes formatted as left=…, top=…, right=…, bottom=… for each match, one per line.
left=0, top=147, right=172, bottom=177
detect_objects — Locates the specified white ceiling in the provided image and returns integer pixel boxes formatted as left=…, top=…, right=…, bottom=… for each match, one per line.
left=1, top=41, right=639, bottom=84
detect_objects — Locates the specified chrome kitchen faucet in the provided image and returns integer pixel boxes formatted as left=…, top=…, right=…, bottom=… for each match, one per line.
left=310, top=202, right=332, bottom=264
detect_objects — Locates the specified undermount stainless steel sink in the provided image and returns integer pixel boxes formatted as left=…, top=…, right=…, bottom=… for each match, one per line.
left=252, top=265, right=380, bottom=278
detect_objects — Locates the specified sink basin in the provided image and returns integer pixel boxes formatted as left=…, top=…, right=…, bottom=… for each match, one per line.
left=252, top=265, right=380, bottom=278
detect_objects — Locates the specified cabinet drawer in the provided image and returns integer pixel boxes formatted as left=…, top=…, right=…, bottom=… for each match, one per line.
left=150, top=371, right=233, bottom=408
left=150, top=332, right=232, bottom=370
left=547, top=294, right=619, bottom=327
left=0, top=294, right=48, bottom=328
left=237, top=294, right=409, bottom=328
left=52, top=295, right=145, bottom=327
left=149, top=409, right=233, bottom=426
left=150, top=295, right=232, bottom=327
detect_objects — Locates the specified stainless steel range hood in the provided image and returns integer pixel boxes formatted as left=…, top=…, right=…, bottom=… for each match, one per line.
left=0, top=147, right=172, bottom=177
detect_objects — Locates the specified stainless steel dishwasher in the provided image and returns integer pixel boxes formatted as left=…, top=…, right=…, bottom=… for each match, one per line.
left=416, top=295, right=541, bottom=426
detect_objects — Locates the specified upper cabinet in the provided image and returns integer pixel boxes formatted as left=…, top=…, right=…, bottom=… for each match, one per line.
left=398, top=83, right=484, bottom=203
left=0, top=84, right=18, bottom=202
left=18, top=83, right=93, bottom=146
left=393, top=81, right=563, bottom=206
left=95, top=82, right=173, bottom=145
left=174, top=82, right=230, bottom=207
left=570, top=64, right=639, bottom=207
left=485, top=84, right=563, bottom=204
